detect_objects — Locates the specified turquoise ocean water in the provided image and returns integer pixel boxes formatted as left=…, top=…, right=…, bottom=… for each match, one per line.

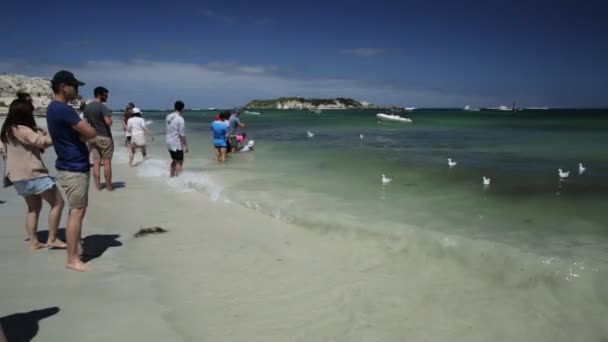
left=127, top=108, right=608, bottom=337
left=141, top=108, right=608, bottom=252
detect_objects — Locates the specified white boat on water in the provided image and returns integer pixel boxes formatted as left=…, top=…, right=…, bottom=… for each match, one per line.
left=482, top=105, right=512, bottom=111
left=208, top=107, right=216, bottom=110
left=376, top=113, right=413, bottom=123
left=244, top=110, right=261, bottom=115
left=464, top=105, right=480, bottom=111
left=309, top=108, right=322, bottom=114
left=404, top=106, right=416, bottom=111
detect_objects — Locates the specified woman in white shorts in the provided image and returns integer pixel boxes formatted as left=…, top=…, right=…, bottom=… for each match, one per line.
left=127, top=108, right=154, bottom=167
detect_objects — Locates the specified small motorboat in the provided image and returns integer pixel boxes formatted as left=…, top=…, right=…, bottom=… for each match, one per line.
left=376, top=113, right=412, bottom=123
left=244, top=110, right=261, bottom=115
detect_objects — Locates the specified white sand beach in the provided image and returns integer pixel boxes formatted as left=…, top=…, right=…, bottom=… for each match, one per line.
left=2, top=118, right=607, bottom=341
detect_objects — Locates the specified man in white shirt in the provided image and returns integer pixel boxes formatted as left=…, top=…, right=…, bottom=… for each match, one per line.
left=165, top=101, right=188, bottom=177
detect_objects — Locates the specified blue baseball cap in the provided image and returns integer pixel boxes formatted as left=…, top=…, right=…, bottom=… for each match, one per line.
left=51, top=70, right=85, bottom=87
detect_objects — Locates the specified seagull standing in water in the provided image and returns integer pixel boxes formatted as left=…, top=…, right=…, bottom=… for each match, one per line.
left=381, top=174, right=393, bottom=185
left=579, top=163, right=586, bottom=175
left=483, top=177, right=491, bottom=186
left=307, top=131, right=314, bottom=138
left=558, top=169, right=570, bottom=179
left=448, top=158, right=457, bottom=168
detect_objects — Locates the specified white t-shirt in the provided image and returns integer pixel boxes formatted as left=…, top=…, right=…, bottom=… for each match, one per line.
left=165, top=112, right=185, bottom=151
left=127, top=117, right=147, bottom=136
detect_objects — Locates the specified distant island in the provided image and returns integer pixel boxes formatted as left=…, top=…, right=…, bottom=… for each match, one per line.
left=244, top=97, right=378, bottom=110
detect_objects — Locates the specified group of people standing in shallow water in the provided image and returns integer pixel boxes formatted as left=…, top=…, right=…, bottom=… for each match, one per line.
left=210, top=109, right=254, bottom=163
left=1, top=69, right=257, bottom=276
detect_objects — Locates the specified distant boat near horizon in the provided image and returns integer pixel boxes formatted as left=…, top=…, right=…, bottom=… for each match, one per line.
left=208, top=107, right=216, bottom=110
left=481, top=105, right=512, bottom=112
left=404, top=106, right=416, bottom=111
left=309, top=108, right=322, bottom=114
left=376, top=113, right=413, bottom=123
left=464, top=105, right=480, bottom=111
left=244, top=110, right=261, bottom=115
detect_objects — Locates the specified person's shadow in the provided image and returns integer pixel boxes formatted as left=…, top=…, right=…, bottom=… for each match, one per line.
left=0, top=307, right=59, bottom=342
left=81, top=234, right=123, bottom=263
left=36, top=229, right=66, bottom=243
left=0, top=200, right=6, bottom=204
left=100, top=181, right=127, bottom=190
left=36, top=229, right=122, bottom=263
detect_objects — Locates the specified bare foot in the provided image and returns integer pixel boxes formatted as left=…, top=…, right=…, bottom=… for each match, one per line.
left=106, top=187, right=114, bottom=192
left=65, top=260, right=91, bottom=272
left=30, top=241, right=46, bottom=251
left=46, top=240, right=67, bottom=249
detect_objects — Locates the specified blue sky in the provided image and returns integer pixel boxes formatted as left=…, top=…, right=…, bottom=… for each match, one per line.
left=1, top=0, right=607, bottom=109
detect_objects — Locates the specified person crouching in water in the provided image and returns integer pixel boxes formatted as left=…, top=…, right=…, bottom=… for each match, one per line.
left=236, top=132, right=246, bottom=148
left=211, top=111, right=229, bottom=162
left=127, top=108, right=153, bottom=167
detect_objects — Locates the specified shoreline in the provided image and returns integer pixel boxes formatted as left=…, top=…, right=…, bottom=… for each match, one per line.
left=2, top=118, right=608, bottom=341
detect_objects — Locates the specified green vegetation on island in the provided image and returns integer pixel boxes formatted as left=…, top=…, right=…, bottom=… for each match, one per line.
left=244, top=97, right=372, bottom=109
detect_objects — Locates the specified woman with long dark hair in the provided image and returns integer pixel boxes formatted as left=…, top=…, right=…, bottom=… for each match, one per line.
left=1, top=98, right=66, bottom=250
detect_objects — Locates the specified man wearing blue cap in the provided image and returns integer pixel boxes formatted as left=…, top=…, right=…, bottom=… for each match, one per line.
left=46, top=70, right=97, bottom=272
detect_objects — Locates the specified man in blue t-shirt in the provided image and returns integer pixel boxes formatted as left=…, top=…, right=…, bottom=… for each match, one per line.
left=46, top=70, right=97, bottom=272
left=211, top=111, right=229, bottom=162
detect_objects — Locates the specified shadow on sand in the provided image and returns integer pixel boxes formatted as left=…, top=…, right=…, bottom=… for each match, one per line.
left=81, top=234, right=123, bottom=263
left=36, top=229, right=122, bottom=262
left=36, top=228, right=66, bottom=243
left=0, top=307, right=59, bottom=342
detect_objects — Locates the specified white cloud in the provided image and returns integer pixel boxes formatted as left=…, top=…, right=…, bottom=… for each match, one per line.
left=237, top=66, right=279, bottom=74
left=0, top=58, right=493, bottom=109
left=340, top=48, right=385, bottom=57
left=203, top=62, right=279, bottom=75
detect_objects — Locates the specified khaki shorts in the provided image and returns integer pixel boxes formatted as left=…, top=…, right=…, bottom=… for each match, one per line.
left=89, top=136, right=114, bottom=160
left=57, top=171, right=90, bottom=209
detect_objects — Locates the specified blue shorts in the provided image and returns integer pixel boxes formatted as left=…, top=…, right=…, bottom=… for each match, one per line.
left=13, top=176, right=56, bottom=197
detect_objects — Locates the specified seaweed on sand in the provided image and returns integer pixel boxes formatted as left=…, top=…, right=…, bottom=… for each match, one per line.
left=134, top=226, right=169, bottom=238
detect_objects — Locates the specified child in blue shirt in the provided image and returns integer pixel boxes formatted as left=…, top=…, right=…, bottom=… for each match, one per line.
left=211, top=111, right=229, bottom=162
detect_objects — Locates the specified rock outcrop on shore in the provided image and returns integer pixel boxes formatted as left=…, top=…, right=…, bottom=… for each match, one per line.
left=0, top=74, right=53, bottom=113
left=244, top=97, right=377, bottom=110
